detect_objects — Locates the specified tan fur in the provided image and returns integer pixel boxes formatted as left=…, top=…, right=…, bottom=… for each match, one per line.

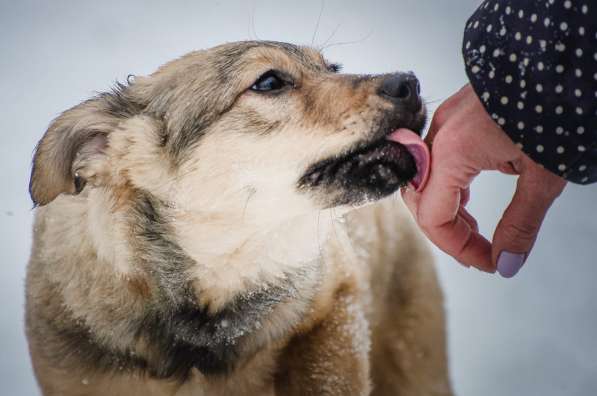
left=26, top=41, right=452, bottom=395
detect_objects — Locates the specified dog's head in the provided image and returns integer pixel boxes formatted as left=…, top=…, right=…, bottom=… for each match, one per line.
left=30, top=41, right=426, bottom=221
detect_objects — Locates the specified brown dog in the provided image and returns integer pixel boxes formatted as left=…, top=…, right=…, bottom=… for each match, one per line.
left=26, top=41, right=452, bottom=395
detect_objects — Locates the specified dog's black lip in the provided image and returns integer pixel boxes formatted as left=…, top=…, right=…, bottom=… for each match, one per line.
left=299, top=139, right=408, bottom=189
left=299, top=135, right=416, bottom=194
left=299, top=114, right=425, bottom=188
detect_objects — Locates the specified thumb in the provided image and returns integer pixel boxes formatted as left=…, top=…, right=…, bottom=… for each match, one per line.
left=492, top=158, right=566, bottom=278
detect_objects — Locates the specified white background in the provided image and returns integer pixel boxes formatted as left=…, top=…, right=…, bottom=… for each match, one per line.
left=1, top=1, right=596, bottom=394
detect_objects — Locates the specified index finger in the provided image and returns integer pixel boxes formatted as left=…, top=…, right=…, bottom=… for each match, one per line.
left=425, top=85, right=473, bottom=145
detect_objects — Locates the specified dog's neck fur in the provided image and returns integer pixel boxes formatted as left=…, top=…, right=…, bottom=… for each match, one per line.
left=87, top=187, right=340, bottom=310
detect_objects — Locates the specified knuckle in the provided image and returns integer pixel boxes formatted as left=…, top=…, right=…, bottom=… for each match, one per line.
left=433, top=105, right=451, bottom=127
left=501, top=221, right=539, bottom=244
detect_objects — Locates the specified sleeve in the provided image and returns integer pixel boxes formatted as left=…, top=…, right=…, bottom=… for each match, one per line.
left=463, top=0, right=597, bottom=185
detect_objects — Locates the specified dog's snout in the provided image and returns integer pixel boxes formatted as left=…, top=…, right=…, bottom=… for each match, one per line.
left=380, top=73, right=422, bottom=112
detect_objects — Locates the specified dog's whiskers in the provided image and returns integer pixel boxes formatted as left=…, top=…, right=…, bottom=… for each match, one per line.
left=241, top=186, right=257, bottom=221
left=329, top=208, right=342, bottom=249
left=319, top=22, right=343, bottom=50
left=311, top=0, right=326, bottom=46
left=316, top=209, right=325, bottom=261
left=247, top=1, right=261, bottom=41
left=424, top=98, right=444, bottom=105
left=320, top=29, right=374, bottom=51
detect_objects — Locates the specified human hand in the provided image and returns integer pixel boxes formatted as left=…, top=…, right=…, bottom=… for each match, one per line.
left=402, top=85, right=567, bottom=277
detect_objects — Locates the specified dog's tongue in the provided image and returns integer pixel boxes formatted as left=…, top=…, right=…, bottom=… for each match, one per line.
left=387, top=129, right=430, bottom=192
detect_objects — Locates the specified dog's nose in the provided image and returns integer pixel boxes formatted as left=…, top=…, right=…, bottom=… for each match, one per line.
left=379, top=73, right=422, bottom=112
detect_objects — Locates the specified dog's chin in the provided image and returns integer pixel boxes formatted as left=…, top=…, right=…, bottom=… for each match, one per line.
left=298, top=132, right=420, bottom=208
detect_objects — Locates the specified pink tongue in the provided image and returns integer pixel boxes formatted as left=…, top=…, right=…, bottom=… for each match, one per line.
left=386, top=129, right=431, bottom=192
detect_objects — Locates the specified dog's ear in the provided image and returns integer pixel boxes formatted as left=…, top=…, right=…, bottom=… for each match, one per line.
left=29, top=92, right=134, bottom=206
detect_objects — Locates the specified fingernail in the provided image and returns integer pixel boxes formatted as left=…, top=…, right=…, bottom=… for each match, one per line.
left=497, top=251, right=526, bottom=278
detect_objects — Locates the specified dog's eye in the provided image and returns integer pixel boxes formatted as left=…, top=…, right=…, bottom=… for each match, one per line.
left=250, top=71, right=286, bottom=92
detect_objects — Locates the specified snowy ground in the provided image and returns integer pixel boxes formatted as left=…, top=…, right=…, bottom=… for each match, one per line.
left=1, top=1, right=596, bottom=394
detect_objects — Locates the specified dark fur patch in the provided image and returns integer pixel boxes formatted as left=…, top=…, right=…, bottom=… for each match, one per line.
left=100, top=82, right=144, bottom=119
left=137, top=284, right=292, bottom=379
left=130, top=195, right=196, bottom=307
left=167, top=114, right=216, bottom=166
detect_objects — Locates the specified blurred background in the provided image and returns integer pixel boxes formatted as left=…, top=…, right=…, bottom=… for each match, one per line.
left=1, top=0, right=596, bottom=394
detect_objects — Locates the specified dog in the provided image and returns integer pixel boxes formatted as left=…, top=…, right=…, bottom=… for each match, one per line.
left=26, top=41, right=452, bottom=396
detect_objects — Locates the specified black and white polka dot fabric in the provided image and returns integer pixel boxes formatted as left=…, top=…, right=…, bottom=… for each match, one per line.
left=463, top=0, right=597, bottom=184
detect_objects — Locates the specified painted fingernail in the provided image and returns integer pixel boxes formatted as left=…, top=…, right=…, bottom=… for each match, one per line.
left=497, top=251, right=526, bottom=278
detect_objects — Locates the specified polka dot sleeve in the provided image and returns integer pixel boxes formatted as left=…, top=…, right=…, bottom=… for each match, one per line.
left=463, top=0, right=597, bottom=184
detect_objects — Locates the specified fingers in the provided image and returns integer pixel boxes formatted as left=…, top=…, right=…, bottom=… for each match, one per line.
left=492, top=158, right=567, bottom=278
left=458, top=206, right=478, bottom=232
left=403, top=166, right=493, bottom=271
left=421, top=203, right=493, bottom=271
